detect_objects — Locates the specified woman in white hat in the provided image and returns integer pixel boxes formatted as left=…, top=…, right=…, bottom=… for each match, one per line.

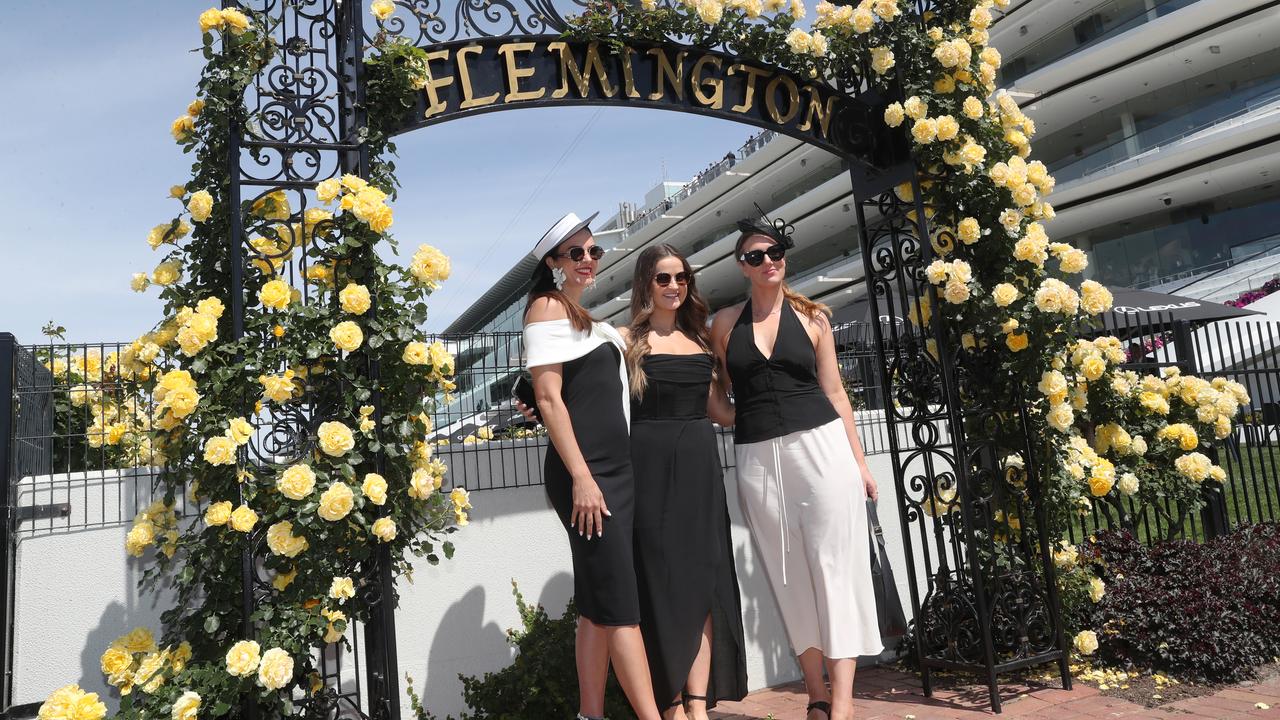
left=710, top=212, right=883, bottom=720
left=523, top=212, right=664, bottom=720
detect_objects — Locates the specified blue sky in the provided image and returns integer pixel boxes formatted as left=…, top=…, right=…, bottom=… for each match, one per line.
left=0, top=2, right=759, bottom=344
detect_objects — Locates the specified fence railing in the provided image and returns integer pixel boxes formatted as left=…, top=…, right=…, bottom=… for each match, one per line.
left=2, top=325, right=895, bottom=525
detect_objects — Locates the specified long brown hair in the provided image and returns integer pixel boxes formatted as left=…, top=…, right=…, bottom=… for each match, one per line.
left=524, top=249, right=595, bottom=333
left=625, top=244, right=712, bottom=397
left=733, top=231, right=831, bottom=322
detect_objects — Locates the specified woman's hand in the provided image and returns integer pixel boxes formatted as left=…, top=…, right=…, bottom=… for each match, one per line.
left=515, top=400, right=539, bottom=424
left=571, top=473, right=610, bottom=538
left=861, top=465, right=879, bottom=502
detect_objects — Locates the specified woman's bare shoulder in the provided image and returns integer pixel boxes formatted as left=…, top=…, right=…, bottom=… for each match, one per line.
left=524, top=296, right=568, bottom=324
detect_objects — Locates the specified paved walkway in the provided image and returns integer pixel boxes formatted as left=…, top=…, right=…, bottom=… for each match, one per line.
left=708, top=666, right=1280, bottom=719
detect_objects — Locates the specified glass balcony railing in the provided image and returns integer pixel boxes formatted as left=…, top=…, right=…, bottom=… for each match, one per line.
left=625, top=130, right=777, bottom=236
left=1001, top=0, right=1202, bottom=85
left=1048, top=79, right=1280, bottom=184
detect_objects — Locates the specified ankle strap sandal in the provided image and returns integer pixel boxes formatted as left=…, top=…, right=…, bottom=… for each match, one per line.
left=806, top=700, right=832, bottom=718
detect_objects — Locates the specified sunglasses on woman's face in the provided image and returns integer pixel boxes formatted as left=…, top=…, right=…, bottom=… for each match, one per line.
left=653, top=271, right=690, bottom=287
left=557, top=245, right=605, bottom=262
left=739, top=244, right=787, bottom=267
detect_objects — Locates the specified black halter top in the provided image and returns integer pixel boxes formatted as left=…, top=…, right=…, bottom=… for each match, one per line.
left=725, top=299, right=839, bottom=444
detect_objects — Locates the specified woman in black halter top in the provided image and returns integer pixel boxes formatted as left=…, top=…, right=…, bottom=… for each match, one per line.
left=622, top=245, right=747, bottom=720
left=711, top=218, right=883, bottom=720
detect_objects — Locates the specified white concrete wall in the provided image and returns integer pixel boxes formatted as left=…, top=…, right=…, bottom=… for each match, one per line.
left=10, top=441, right=926, bottom=719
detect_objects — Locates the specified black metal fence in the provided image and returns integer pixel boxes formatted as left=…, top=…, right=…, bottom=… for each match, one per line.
left=425, top=324, right=895, bottom=491
left=1066, top=313, right=1280, bottom=545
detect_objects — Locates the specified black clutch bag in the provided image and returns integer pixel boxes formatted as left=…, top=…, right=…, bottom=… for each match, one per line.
left=511, top=372, right=540, bottom=421
left=867, top=499, right=908, bottom=639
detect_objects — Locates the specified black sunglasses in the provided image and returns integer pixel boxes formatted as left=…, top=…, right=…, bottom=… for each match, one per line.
left=557, top=245, right=605, bottom=262
left=739, top=244, right=787, bottom=267
left=653, top=271, right=690, bottom=287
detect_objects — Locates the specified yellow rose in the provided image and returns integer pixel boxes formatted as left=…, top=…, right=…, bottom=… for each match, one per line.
left=852, top=5, right=874, bottom=32
left=171, top=115, right=195, bottom=143
left=1080, top=280, right=1113, bottom=315
left=259, top=371, right=296, bottom=404
left=870, top=46, right=895, bottom=75
left=450, top=487, right=472, bottom=511
left=318, top=482, right=355, bottom=522
left=266, top=521, right=308, bottom=558
left=883, top=102, right=905, bottom=128
left=100, top=646, right=133, bottom=680
left=1073, top=630, right=1098, bottom=656
left=992, top=283, right=1019, bottom=308
left=153, top=261, right=182, bottom=286
left=225, top=640, right=260, bottom=677
left=911, top=118, right=938, bottom=145
left=227, top=417, right=253, bottom=446
left=329, top=576, right=356, bottom=603
left=272, top=567, right=297, bottom=592
left=1117, top=472, right=1139, bottom=495
left=409, top=468, right=434, bottom=499
left=1047, top=403, right=1073, bottom=432
left=322, top=609, right=347, bottom=644
left=219, top=8, right=250, bottom=35
left=942, top=279, right=970, bottom=305
left=198, top=8, right=224, bottom=32
left=203, top=435, right=237, bottom=466
left=1088, top=577, right=1106, bottom=603
left=277, top=464, right=316, bottom=500
left=229, top=505, right=258, bottom=533
left=172, top=691, right=200, bottom=720
left=38, top=685, right=106, bottom=720
left=1006, top=333, right=1029, bottom=352
left=935, top=115, right=960, bottom=142
left=130, top=272, right=151, bottom=293
left=903, top=96, right=928, bottom=120
left=339, top=283, right=372, bottom=315
left=1080, top=355, right=1106, bottom=382
left=371, top=0, right=395, bottom=20
left=205, top=501, right=233, bottom=527
left=1174, top=452, right=1212, bottom=481
left=957, top=217, right=981, bottom=244
left=1088, top=473, right=1114, bottom=497
left=329, top=321, right=363, bottom=352
left=188, top=190, right=213, bottom=223
left=317, top=421, right=355, bottom=457
left=371, top=517, right=397, bottom=542
left=961, top=96, right=984, bottom=120
left=362, top=473, right=388, bottom=505
left=258, top=279, right=291, bottom=311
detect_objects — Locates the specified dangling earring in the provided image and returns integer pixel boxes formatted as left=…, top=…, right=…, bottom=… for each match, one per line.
left=552, top=266, right=567, bottom=290
left=585, top=275, right=597, bottom=290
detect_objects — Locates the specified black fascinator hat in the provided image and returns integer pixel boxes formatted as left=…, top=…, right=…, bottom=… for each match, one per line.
left=735, top=203, right=795, bottom=249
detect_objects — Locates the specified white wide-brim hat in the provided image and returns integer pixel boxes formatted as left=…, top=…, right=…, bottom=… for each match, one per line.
left=531, top=211, right=599, bottom=261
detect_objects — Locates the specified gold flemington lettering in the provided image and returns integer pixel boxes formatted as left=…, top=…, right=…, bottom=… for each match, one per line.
left=796, top=86, right=837, bottom=138
left=690, top=54, right=724, bottom=110
left=421, top=49, right=455, bottom=119
left=549, top=41, right=618, bottom=99
left=764, top=74, right=800, bottom=125
left=647, top=47, right=686, bottom=101
left=619, top=47, right=642, bottom=99
left=497, top=42, right=546, bottom=102
left=456, top=44, right=500, bottom=109
left=727, top=64, right=770, bottom=114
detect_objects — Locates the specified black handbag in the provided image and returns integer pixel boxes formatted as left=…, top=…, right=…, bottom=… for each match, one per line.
left=867, top=499, right=908, bottom=639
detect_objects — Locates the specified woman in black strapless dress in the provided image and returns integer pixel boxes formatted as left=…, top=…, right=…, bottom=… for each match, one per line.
left=622, top=245, right=747, bottom=720
left=523, top=213, right=663, bottom=720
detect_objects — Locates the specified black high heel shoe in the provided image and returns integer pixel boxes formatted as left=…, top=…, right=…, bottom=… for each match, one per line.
left=806, top=700, right=832, bottom=718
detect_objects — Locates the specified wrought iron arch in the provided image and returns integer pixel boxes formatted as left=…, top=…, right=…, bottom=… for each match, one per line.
left=224, top=0, right=1071, bottom=716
